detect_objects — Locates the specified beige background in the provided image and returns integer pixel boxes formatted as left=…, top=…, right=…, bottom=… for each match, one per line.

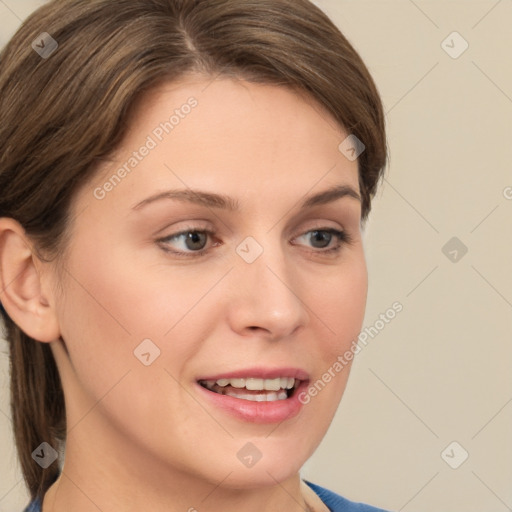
left=1, top=1, right=511, bottom=511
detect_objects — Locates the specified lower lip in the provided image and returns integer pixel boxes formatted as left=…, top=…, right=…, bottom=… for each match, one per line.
left=196, top=381, right=309, bottom=424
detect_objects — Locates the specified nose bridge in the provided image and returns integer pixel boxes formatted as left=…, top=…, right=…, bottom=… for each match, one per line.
left=228, top=234, right=308, bottom=338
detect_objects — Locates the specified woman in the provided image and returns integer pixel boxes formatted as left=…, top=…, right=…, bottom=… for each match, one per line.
left=0, top=0, right=389, bottom=510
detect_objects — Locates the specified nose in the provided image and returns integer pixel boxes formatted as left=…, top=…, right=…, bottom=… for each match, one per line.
left=226, top=241, right=309, bottom=341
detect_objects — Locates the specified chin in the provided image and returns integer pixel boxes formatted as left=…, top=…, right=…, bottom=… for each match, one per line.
left=219, top=458, right=306, bottom=489
left=204, top=432, right=318, bottom=489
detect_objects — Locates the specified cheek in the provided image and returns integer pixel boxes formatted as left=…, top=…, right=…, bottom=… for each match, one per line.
left=55, top=249, right=199, bottom=439
left=54, top=242, right=156, bottom=397
left=297, top=259, right=367, bottom=435
left=56, top=238, right=213, bottom=381
left=312, top=253, right=368, bottom=361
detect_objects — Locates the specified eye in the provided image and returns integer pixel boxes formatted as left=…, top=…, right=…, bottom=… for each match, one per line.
left=293, top=228, right=351, bottom=254
left=157, top=228, right=217, bottom=258
left=156, top=226, right=352, bottom=259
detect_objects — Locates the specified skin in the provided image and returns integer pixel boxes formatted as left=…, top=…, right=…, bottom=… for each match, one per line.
left=0, top=75, right=367, bottom=512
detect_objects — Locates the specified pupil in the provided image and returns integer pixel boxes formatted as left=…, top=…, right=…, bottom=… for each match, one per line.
left=186, top=232, right=207, bottom=250
left=311, top=230, right=331, bottom=248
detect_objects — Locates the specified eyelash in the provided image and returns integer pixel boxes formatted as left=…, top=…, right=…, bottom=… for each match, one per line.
left=156, top=226, right=353, bottom=259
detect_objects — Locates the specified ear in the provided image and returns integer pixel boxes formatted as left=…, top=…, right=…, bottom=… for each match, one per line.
left=0, top=218, right=61, bottom=342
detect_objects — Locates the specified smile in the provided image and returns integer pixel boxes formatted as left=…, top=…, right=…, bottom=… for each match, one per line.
left=196, top=368, right=309, bottom=423
left=198, top=377, right=300, bottom=402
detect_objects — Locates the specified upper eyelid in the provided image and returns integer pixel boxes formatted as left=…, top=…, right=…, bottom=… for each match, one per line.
left=158, top=223, right=346, bottom=241
left=157, top=216, right=348, bottom=235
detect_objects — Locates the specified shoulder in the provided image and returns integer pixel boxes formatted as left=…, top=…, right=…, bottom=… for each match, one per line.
left=305, top=480, right=392, bottom=512
left=22, top=497, right=41, bottom=512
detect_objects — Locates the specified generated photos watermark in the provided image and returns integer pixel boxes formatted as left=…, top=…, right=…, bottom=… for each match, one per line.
left=298, top=301, right=403, bottom=404
left=93, top=97, right=198, bottom=200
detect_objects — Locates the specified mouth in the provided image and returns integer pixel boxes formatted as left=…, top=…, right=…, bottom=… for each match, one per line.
left=196, top=368, right=310, bottom=423
left=198, top=377, right=301, bottom=402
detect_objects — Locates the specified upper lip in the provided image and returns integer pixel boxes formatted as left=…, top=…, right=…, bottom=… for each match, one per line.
left=197, top=367, right=309, bottom=382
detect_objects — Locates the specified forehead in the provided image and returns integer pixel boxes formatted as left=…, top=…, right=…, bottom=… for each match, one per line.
left=76, top=75, right=359, bottom=219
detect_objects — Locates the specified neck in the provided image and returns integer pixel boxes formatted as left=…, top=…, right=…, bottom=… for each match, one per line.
left=42, top=469, right=315, bottom=512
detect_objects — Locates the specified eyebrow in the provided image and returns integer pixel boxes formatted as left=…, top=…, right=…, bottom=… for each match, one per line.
left=131, top=184, right=361, bottom=212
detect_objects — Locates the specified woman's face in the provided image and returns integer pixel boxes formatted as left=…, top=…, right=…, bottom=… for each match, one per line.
left=49, top=76, right=367, bottom=488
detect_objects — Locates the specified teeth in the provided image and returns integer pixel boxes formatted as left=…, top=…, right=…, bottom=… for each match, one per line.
left=200, top=376, right=299, bottom=402
left=230, top=378, right=245, bottom=389
left=246, top=378, right=264, bottom=390
left=207, top=377, right=297, bottom=391
left=224, top=389, right=288, bottom=402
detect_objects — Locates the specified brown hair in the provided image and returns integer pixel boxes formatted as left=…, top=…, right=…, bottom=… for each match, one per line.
left=0, top=0, right=386, bottom=502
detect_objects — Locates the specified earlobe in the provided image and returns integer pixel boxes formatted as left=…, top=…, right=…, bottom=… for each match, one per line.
left=0, top=218, right=61, bottom=343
